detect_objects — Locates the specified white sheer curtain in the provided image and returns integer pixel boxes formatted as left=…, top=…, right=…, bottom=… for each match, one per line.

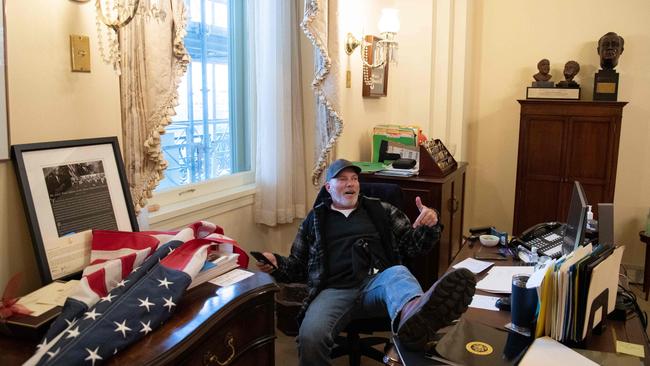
left=252, top=0, right=307, bottom=226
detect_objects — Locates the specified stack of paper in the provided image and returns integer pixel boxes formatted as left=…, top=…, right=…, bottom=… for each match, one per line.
left=475, top=266, right=535, bottom=294
left=452, top=257, right=494, bottom=274
left=374, top=165, right=419, bottom=177
left=519, top=336, right=598, bottom=365
left=17, top=280, right=79, bottom=316
left=188, top=252, right=240, bottom=289
left=527, top=244, right=625, bottom=343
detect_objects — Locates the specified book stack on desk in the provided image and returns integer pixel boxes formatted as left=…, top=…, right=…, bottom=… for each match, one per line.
left=1, top=280, right=79, bottom=340
left=374, top=165, right=419, bottom=177
left=533, top=244, right=624, bottom=344
left=188, top=252, right=240, bottom=289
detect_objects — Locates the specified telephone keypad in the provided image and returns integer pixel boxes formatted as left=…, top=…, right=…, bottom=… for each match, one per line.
left=527, top=236, right=564, bottom=259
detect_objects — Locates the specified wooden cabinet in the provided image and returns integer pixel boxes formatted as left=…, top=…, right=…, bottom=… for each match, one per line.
left=360, top=162, right=467, bottom=289
left=513, top=100, right=626, bottom=235
left=0, top=273, right=279, bottom=366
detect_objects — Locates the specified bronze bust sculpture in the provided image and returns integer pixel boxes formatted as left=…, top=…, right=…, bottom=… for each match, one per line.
left=593, top=32, right=623, bottom=101
left=597, top=32, right=624, bottom=70
left=532, top=58, right=554, bottom=87
left=556, top=61, right=580, bottom=88
left=533, top=59, right=551, bottom=82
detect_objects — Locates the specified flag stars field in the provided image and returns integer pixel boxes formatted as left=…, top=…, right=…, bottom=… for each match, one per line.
left=158, top=277, right=174, bottom=289
left=138, top=297, right=155, bottom=312
left=65, top=326, right=80, bottom=339
left=100, top=293, right=116, bottom=303
left=140, top=320, right=153, bottom=335
left=113, top=320, right=132, bottom=338
left=84, top=309, right=101, bottom=321
left=163, top=296, right=176, bottom=312
left=85, top=346, right=103, bottom=366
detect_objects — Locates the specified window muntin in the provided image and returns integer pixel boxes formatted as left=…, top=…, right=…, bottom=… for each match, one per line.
left=158, top=0, right=249, bottom=192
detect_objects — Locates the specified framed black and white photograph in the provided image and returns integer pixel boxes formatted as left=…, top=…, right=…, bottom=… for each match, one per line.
left=12, top=137, right=138, bottom=283
left=362, top=35, right=389, bottom=98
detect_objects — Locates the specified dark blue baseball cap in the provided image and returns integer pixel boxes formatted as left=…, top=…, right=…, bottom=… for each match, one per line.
left=326, top=159, right=361, bottom=181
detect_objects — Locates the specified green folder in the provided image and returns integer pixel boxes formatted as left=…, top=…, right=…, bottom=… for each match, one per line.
left=352, top=161, right=387, bottom=173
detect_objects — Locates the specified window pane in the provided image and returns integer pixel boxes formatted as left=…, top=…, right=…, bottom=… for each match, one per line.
left=158, top=0, right=246, bottom=192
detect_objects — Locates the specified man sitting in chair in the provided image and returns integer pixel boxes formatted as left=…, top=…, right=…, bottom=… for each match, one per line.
left=255, top=159, right=476, bottom=365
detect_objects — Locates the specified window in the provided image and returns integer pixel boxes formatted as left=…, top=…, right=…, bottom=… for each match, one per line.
left=157, top=0, right=250, bottom=192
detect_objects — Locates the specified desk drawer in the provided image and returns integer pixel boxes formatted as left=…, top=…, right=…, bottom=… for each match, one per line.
left=184, top=300, right=275, bottom=365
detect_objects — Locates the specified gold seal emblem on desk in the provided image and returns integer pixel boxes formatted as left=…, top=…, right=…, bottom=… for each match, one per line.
left=465, top=341, right=493, bottom=355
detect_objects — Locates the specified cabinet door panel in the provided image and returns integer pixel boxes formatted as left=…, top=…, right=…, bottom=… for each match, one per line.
left=566, top=117, right=613, bottom=181
left=518, top=180, right=562, bottom=233
left=581, top=183, right=607, bottom=210
left=524, top=117, right=565, bottom=177
left=438, top=181, right=453, bottom=278
left=449, top=176, right=464, bottom=264
left=403, top=186, right=442, bottom=289
left=401, top=187, right=436, bottom=222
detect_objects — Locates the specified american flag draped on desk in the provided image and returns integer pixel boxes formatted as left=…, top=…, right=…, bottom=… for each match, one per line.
left=24, top=221, right=249, bottom=366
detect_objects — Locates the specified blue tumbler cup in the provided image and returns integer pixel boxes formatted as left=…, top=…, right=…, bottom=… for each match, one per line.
left=510, top=274, right=538, bottom=334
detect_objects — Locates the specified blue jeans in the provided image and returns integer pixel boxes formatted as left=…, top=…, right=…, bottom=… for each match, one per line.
left=297, top=265, right=422, bottom=366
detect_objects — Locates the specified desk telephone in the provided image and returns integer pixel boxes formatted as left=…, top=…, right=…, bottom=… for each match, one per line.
left=516, top=221, right=566, bottom=258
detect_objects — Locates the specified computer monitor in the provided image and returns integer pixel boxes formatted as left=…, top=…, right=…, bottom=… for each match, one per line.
left=562, top=181, right=588, bottom=255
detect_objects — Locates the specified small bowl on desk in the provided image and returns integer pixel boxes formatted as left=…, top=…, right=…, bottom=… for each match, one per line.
left=479, top=234, right=500, bottom=247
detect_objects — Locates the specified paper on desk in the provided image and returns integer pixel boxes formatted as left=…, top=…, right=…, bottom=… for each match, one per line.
left=475, top=266, right=535, bottom=294
left=468, top=294, right=500, bottom=311
left=452, top=257, right=494, bottom=274
left=526, top=259, right=554, bottom=289
left=519, top=336, right=598, bottom=365
left=209, top=268, right=254, bottom=287
left=17, top=280, right=80, bottom=316
left=616, top=341, right=645, bottom=358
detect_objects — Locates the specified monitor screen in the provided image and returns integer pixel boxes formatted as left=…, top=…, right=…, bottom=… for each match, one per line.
left=562, top=181, right=588, bottom=255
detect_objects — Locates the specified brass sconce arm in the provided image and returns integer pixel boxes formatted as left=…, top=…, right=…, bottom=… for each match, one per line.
left=95, top=0, right=141, bottom=31
left=345, top=32, right=397, bottom=69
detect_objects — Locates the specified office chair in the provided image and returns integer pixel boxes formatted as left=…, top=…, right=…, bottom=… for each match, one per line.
left=317, top=182, right=404, bottom=366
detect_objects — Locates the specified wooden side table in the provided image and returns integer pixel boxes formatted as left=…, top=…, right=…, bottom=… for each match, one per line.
left=640, top=231, right=650, bottom=300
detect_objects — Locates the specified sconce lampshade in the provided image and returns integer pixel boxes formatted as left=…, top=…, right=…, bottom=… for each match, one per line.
left=378, top=8, right=400, bottom=34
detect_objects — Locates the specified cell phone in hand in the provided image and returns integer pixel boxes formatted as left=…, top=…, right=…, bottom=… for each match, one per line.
left=250, top=251, right=277, bottom=270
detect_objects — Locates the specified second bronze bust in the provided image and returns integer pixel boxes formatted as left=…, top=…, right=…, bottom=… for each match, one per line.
left=556, top=61, right=580, bottom=88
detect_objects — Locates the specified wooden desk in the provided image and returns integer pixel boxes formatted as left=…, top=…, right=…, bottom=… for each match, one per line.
left=395, top=243, right=649, bottom=365
left=0, top=271, right=279, bottom=366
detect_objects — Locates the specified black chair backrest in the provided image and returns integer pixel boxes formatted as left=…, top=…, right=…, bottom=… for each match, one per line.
left=315, top=182, right=404, bottom=210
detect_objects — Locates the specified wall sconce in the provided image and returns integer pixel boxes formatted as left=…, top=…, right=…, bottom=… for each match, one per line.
left=345, top=8, right=400, bottom=88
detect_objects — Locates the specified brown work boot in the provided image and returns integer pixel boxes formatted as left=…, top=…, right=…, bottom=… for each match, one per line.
left=397, top=268, right=476, bottom=350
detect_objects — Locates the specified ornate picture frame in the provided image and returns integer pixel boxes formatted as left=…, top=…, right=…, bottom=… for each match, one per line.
left=12, top=137, right=138, bottom=283
left=362, top=35, right=389, bottom=98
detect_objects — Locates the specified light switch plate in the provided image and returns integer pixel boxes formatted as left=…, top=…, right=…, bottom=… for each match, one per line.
left=70, top=35, right=91, bottom=72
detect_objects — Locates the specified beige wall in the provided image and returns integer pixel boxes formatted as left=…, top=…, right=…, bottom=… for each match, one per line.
left=467, top=0, right=650, bottom=267
left=0, top=1, right=122, bottom=293
left=336, top=0, right=435, bottom=161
